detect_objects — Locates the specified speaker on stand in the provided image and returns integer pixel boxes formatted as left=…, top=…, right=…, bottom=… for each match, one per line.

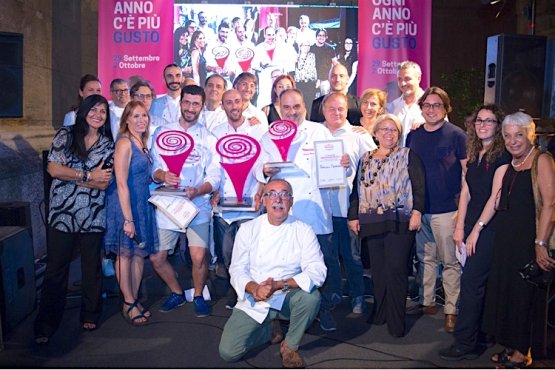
left=0, top=32, right=23, bottom=118
left=484, top=34, right=547, bottom=118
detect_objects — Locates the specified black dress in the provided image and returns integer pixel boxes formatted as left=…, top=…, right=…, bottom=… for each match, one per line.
left=482, top=166, right=546, bottom=356
left=266, top=104, right=281, bottom=124
left=454, top=151, right=510, bottom=350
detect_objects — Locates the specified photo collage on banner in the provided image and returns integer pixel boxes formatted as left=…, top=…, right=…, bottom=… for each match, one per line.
left=173, top=4, right=358, bottom=111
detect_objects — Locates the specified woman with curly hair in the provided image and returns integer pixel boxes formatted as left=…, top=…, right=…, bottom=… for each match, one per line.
left=439, top=104, right=511, bottom=360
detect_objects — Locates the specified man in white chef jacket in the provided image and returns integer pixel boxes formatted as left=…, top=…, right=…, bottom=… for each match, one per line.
left=219, top=179, right=326, bottom=368
left=258, top=88, right=347, bottom=332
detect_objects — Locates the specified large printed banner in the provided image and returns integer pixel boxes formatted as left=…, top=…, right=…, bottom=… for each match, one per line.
left=98, top=0, right=174, bottom=96
left=358, top=0, right=431, bottom=101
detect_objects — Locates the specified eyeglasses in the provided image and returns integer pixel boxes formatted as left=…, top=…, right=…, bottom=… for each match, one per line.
left=263, top=190, right=292, bottom=200
left=112, top=89, right=129, bottom=94
left=377, top=127, right=398, bottom=134
left=421, top=103, right=443, bottom=110
left=345, top=41, right=353, bottom=44
left=475, top=118, right=497, bottom=126
left=134, top=93, right=153, bottom=100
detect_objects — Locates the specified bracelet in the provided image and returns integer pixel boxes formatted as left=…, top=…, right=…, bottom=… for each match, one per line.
left=477, top=220, right=486, bottom=228
left=75, top=170, right=80, bottom=180
left=535, top=239, right=547, bottom=247
left=124, top=219, right=134, bottom=225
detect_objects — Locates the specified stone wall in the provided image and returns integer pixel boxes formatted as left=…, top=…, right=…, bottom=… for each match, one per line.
left=0, top=0, right=98, bottom=259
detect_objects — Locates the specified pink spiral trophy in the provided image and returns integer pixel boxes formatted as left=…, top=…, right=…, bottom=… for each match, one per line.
left=216, top=134, right=260, bottom=208
left=269, top=120, right=298, bottom=163
left=235, top=47, right=255, bottom=72
left=212, top=46, right=229, bottom=70
left=155, top=130, right=194, bottom=190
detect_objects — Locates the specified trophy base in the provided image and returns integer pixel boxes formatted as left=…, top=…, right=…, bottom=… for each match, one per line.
left=151, top=185, right=188, bottom=197
left=265, top=161, right=296, bottom=169
left=216, top=200, right=256, bottom=212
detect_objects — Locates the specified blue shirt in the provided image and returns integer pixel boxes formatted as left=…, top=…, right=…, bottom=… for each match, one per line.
left=406, top=121, right=467, bottom=214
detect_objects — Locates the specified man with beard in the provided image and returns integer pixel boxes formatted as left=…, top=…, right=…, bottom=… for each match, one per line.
left=310, top=63, right=361, bottom=125
left=206, top=21, right=237, bottom=86
left=386, top=61, right=426, bottom=147
left=219, top=179, right=326, bottom=368
left=150, top=84, right=221, bottom=317
left=405, top=87, right=466, bottom=333
left=151, top=64, right=183, bottom=125
left=211, top=89, right=267, bottom=307
left=259, top=88, right=347, bottom=332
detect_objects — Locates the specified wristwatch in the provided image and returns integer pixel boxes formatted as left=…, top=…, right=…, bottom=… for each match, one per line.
left=282, top=280, right=289, bottom=293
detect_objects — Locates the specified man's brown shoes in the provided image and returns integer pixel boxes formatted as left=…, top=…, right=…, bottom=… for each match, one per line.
left=280, top=340, right=305, bottom=368
left=444, top=314, right=457, bottom=333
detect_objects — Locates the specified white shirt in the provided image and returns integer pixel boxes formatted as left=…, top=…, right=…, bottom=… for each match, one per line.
left=325, top=121, right=376, bottom=217
left=199, top=105, right=227, bottom=132
left=63, top=110, right=76, bottom=126
left=109, top=102, right=125, bottom=140
left=150, top=94, right=181, bottom=124
left=211, top=119, right=268, bottom=224
left=243, top=103, right=269, bottom=127
left=150, top=121, right=221, bottom=230
left=258, top=119, right=334, bottom=235
left=230, top=214, right=327, bottom=323
left=386, top=91, right=425, bottom=147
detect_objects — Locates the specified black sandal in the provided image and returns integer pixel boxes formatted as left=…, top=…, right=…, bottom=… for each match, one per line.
left=491, top=348, right=513, bottom=364
left=122, top=300, right=148, bottom=326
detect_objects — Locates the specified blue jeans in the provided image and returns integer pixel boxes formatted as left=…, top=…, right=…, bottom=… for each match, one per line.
left=213, top=216, right=250, bottom=269
left=317, top=232, right=341, bottom=310
left=333, top=217, right=364, bottom=299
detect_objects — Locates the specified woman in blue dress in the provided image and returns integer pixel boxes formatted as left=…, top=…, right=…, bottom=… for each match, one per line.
left=104, top=100, right=159, bottom=325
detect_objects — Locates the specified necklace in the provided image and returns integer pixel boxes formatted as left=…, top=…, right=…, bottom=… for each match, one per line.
left=360, top=147, right=394, bottom=187
left=511, top=146, right=534, bottom=168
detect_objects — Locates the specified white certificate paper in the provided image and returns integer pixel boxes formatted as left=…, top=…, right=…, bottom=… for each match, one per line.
left=314, top=139, right=346, bottom=188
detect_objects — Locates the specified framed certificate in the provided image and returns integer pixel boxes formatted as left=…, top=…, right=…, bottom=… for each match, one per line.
left=314, top=139, right=346, bottom=188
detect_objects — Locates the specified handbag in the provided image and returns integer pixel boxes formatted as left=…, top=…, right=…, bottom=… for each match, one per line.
left=520, top=150, right=555, bottom=287
left=519, top=250, right=554, bottom=288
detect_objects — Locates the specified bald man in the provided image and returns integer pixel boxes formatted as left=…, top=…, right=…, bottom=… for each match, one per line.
left=310, top=63, right=361, bottom=125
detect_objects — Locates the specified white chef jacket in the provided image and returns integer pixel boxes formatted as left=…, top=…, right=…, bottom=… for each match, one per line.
left=230, top=214, right=327, bottom=323
left=150, top=121, right=221, bottom=230
left=258, top=119, right=334, bottom=235
left=211, top=119, right=268, bottom=223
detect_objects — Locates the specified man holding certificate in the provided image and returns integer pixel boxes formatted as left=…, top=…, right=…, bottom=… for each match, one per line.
left=258, top=88, right=348, bottom=332
left=211, top=89, right=267, bottom=307
left=322, top=92, right=376, bottom=316
left=150, top=85, right=221, bottom=317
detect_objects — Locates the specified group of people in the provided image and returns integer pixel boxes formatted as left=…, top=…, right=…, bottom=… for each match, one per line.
left=34, top=57, right=554, bottom=369
left=173, top=11, right=358, bottom=109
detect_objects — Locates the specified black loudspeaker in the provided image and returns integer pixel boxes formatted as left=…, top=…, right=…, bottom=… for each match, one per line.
left=484, top=34, right=547, bottom=118
left=0, top=227, right=36, bottom=334
left=0, top=32, right=23, bottom=118
left=543, top=39, right=555, bottom=119
left=0, top=201, right=31, bottom=229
